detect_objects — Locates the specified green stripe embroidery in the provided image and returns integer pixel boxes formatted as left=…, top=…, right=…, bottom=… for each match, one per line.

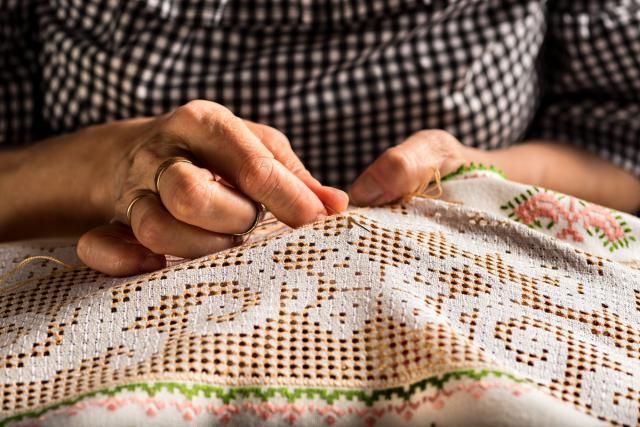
left=442, top=163, right=507, bottom=182
left=1, top=369, right=526, bottom=425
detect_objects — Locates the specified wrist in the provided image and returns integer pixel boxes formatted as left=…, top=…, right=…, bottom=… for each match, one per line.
left=0, top=121, right=143, bottom=239
left=84, top=117, right=155, bottom=222
left=35, top=129, right=113, bottom=228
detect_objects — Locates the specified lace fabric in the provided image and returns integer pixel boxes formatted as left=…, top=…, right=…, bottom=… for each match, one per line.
left=0, top=169, right=638, bottom=426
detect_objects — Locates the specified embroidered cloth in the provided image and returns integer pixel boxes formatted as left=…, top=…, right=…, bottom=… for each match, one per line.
left=0, top=168, right=638, bottom=426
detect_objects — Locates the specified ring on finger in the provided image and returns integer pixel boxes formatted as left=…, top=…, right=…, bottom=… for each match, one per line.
left=126, top=190, right=158, bottom=226
left=231, top=203, right=266, bottom=237
left=154, top=157, right=194, bottom=194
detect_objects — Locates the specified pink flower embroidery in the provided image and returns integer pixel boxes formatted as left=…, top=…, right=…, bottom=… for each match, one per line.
left=507, top=190, right=631, bottom=250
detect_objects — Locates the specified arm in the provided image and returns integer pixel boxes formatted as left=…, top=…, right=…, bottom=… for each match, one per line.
left=0, top=123, right=131, bottom=241
left=0, top=102, right=348, bottom=276
left=349, top=130, right=640, bottom=214
left=466, top=141, right=640, bottom=213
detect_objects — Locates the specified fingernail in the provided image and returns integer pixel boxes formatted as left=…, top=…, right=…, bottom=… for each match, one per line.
left=349, top=174, right=384, bottom=205
left=140, top=254, right=165, bottom=272
left=337, top=189, right=350, bottom=208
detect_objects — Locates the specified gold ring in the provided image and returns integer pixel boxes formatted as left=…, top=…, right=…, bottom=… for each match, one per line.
left=126, top=190, right=157, bottom=225
left=232, top=203, right=266, bottom=237
left=154, top=157, right=194, bottom=194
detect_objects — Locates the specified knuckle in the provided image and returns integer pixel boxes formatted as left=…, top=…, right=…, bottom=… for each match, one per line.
left=410, top=128, right=445, bottom=140
left=170, top=100, right=232, bottom=128
left=126, top=142, right=182, bottom=189
left=410, top=129, right=436, bottom=140
left=168, top=174, right=210, bottom=220
left=408, top=129, right=429, bottom=140
left=431, top=128, right=458, bottom=142
left=237, top=155, right=276, bottom=198
left=128, top=148, right=162, bottom=179
left=171, top=102, right=203, bottom=126
left=409, top=129, right=459, bottom=149
left=129, top=142, right=164, bottom=172
left=383, top=146, right=413, bottom=173
left=381, top=147, right=414, bottom=188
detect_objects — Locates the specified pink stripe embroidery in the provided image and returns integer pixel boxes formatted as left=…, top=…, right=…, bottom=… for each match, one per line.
left=25, top=381, right=529, bottom=426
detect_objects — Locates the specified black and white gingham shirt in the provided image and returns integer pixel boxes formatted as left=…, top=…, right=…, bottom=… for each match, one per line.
left=1, top=0, right=639, bottom=188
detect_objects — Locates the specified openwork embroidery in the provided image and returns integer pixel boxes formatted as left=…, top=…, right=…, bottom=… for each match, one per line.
left=0, top=171, right=638, bottom=426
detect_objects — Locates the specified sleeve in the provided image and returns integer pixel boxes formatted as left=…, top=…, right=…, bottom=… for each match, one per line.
left=528, top=0, right=640, bottom=176
left=0, top=0, right=40, bottom=145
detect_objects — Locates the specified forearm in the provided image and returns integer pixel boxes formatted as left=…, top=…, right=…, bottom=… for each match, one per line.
left=465, top=141, right=640, bottom=213
left=0, top=127, right=117, bottom=240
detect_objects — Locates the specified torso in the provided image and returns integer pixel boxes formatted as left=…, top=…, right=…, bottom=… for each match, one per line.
left=2, top=0, right=546, bottom=187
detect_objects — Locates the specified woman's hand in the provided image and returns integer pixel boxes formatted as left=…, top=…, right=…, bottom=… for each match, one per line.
left=0, top=100, right=348, bottom=276
left=80, top=101, right=349, bottom=275
left=349, top=130, right=467, bottom=206
left=348, top=128, right=640, bottom=213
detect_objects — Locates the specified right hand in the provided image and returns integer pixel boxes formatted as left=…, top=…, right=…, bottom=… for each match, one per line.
left=76, top=100, right=348, bottom=276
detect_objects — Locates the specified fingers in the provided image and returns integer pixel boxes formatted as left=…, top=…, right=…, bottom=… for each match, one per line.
left=349, top=130, right=466, bottom=206
left=77, top=223, right=167, bottom=277
left=237, top=157, right=326, bottom=225
left=244, top=121, right=350, bottom=214
left=156, top=160, right=258, bottom=235
left=312, top=185, right=350, bottom=213
left=164, top=101, right=327, bottom=227
left=128, top=193, right=238, bottom=259
left=87, top=101, right=352, bottom=277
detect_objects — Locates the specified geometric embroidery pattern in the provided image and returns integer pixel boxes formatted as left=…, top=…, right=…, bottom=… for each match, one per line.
left=0, top=175, right=638, bottom=426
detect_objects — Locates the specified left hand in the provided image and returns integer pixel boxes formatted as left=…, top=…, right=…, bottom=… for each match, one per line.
left=349, top=130, right=467, bottom=206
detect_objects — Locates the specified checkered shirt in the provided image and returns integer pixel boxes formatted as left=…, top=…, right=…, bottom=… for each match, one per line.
left=1, top=0, right=639, bottom=188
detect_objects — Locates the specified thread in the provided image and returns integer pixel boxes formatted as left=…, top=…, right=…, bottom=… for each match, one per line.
left=0, top=255, right=81, bottom=288
left=253, top=169, right=443, bottom=237
left=403, top=168, right=443, bottom=203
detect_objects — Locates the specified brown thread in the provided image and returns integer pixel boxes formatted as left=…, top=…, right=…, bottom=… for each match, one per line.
left=403, top=167, right=443, bottom=203
left=257, top=216, right=281, bottom=227
left=0, top=256, right=82, bottom=288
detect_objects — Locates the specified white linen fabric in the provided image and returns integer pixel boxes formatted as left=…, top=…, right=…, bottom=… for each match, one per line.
left=0, top=170, right=638, bottom=426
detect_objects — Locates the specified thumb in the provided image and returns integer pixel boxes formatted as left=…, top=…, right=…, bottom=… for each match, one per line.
left=78, top=222, right=166, bottom=277
left=349, top=131, right=465, bottom=206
